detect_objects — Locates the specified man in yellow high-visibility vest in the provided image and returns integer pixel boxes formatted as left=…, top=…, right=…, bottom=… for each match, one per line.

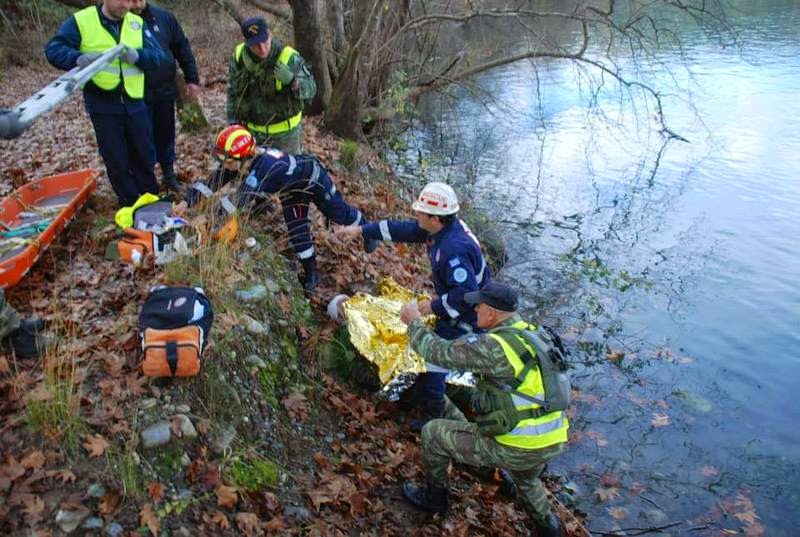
left=226, top=16, right=316, bottom=154
left=399, top=282, right=568, bottom=537
left=45, top=0, right=165, bottom=206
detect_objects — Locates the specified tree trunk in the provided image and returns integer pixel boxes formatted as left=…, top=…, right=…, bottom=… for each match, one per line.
left=53, top=0, right=94, bottom=7
left=325, top=0, right=386, bottom=140
left=286, top=0, right=331, bottom=115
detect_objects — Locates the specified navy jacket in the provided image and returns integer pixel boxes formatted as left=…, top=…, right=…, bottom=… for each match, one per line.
left=362, top=218, right=491, bottom=338
left=137, top=3, right=199, bottom=103
left=242, top=149, right=319, bottom=194
left=45, top=6, right=165, bottom=114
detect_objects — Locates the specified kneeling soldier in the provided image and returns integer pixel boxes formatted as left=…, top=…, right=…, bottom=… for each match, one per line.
left=399, top=282, right=568, bottom=537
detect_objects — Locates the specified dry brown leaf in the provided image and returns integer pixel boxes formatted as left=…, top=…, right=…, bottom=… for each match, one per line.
left=148, top=482, right=165, bottom=503
left=210, top=510, right=230, bottom=529
left=264, top=515, right=286, bottom=534
left=20, top=451, right=46, bottom=471
left=0, top=356, right=9, bottom=374
left=46, top=469, right=77, bottom=484
left=282, top=391, right=309, bottom=421
left=651, top=413, right=670, bottom=427
left=586, top=430, right=609, bottom=447
left=734, top=509, right=759, bottom=525
left=98, top=489, right=122, bottom=515
left=140, top=503, right=160, bottom=537
left=216, top=485, right=238, bottom=509
left=21, top=494, right=45, bottom=519
left=607, top=506, right=628, bottom=520
left=234, top=512, right=261, bottom=536
left=595, top=487, right=621, bottom=502
left=82, top=434, right=109, bottom=458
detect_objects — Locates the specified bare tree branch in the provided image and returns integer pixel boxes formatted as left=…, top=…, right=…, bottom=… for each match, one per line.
left=243, top=0, right=292, bottom=21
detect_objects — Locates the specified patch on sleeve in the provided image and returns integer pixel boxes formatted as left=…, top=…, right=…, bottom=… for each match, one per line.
left=465, top=335, right=479, bottom=344
left=453, top=267, right=468, bottom=283
left=266, top=148, right=285, bottom=159
left=448, top=257, right=461, bottom=267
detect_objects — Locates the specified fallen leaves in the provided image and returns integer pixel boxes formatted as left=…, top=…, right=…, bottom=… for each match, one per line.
left=216, top=484, right=239, bottom=509
left=701, top=465, right=720, bottom=477
left=595, top=486, right=621, bottom=502
left=607, top=506, right=628, bottom=520
left=140, top=503, right=160, bottom=537
left=148, top=482, right=165, bottom=503
left=282, top=390, right=309, bottom=421
left=82, top=434, right=110, bottom=458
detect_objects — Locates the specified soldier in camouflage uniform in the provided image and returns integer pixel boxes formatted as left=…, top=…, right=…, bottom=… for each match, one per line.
left=0, top=290, right=46, bottom=358
left=399, top=282, right=568, bottom=537
left=226, top=17, right=316, bottom=154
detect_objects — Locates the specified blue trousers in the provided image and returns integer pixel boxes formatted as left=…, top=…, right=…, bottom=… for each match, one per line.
left=280, top=166, right=363, bottom=260
left=89, top=109, right=158, bottom=206
left=412, top=319, right=470, bottom=415
left=147, top=99, right=176, bottom=170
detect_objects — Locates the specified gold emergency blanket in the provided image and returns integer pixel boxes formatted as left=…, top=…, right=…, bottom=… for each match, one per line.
left=343, top=278, right=432, bottom=385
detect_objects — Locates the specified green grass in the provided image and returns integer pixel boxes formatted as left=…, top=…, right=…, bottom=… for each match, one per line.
left=340, top=140, right=359, bottom=169
left=225, top=455, right=280, bottom=491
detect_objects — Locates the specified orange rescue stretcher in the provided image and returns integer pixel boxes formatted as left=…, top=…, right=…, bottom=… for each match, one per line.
left=0, top=169, right=98, bottom=288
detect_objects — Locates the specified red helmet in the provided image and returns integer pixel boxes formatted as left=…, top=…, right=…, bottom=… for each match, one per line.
left=214, top=125, right=256, bottom=160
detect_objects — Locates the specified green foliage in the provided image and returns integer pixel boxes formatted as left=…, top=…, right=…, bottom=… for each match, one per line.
left=178, top=102, right=209, bottom=133
left=340, top=140, right=359, bottom=169
left=326, top=325, right=358, bottom=378
left=110, top=448, right=145, bottom=498
left=225, top=455, right=280, bottom=491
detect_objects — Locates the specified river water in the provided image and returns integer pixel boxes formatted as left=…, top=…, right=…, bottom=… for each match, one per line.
left=390, top=1, right=800, bottom=534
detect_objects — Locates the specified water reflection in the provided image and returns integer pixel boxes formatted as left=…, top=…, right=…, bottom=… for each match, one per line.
left=387, top=1, right=800, bottom=532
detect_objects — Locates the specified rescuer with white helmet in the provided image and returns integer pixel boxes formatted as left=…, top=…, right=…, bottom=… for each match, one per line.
left=338, top=181, right=491, bottom=427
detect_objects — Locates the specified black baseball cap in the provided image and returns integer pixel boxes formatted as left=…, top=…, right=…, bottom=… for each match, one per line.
left=463, top=282, right=519, bottom=312
left=241, top=17, right=269, bottom=46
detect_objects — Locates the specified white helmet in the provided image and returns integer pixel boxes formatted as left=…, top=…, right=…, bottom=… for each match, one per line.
left=411, top=182, right=459, bottom=215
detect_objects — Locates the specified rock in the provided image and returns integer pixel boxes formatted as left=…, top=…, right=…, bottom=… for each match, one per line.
left=284, top=505, right=311, bottom=522
left=210, top=425, right=236, bottom=455
left=236, top=284, right=268, bottom=302
left=175, top=404, right=190, bottom=413
left=140, top=398, right=157, bottom=410
left=82, top=517, right=104, bottom=530
left=245, top=355, right=267, bottom=369
left=87, top=483, right=106, bottom=498
left=177, top=489, right=193, bottom=502
left=180, top=453, right=191, bottom=467
left=643, top=508, right=669, bottom=525
left=55, top=506, right=90, bottom=533
left=277, top=319, right=289, bottom=327
left=141, top=421, right=172, bottom=448
left=673, top=389, right=714, bottom=414
left=106, top=522, right=124, bottom=537
left=244, top=315, right=269, bottom=335
left=173, top=414, right=197, bottom=439
left=264, top=278, right=280, bottom=293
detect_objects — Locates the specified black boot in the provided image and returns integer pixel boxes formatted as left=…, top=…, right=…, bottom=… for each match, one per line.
left=161, top=163, right=181, bottom=192
left=300, top=257, right=320, bottom=292
left=3, top=317, right=47, bottom=358
left=532, top=513, right=562, bottom=537
left=402, top=481, right=448, bottom=514
left=361, top=226, right=379, bottom=254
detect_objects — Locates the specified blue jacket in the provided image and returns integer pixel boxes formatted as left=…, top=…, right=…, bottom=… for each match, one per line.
left=137, top=3, right=199, bottom=103
left=362, top=218, right=491, bottom=338
left=45, top=6, right=165, bottom=115
left=242, top=149, right=318, bottom=194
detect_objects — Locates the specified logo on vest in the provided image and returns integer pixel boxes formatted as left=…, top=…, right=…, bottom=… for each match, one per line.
left=130, top=21, right=141, bottom=31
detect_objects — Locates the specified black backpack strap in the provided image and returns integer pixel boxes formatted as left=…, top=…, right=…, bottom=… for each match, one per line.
left=166, top=341, right=179, bottom=377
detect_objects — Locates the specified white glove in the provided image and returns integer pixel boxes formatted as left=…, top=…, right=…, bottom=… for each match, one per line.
left=76, top=53, right=101, bottom=69
left=121, top=46, right=139, bottom=65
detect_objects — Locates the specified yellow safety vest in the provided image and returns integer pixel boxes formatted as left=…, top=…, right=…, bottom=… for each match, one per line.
left=74, top=6, right=144, bottom=99
left=234, top=43, right=303, bottom=135
left=488, top=320, right=570, bottom=450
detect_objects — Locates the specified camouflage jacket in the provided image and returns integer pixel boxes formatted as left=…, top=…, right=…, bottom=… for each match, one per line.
left=408, top=314, right=526, bottom=383
left=226, top=39, right=316, bottom=126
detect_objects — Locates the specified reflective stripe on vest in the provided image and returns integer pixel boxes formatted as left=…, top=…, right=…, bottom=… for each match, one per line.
left=74, top=7, right=144, bottom=98
left=488, top=320, right=569, bottom=450
left=235, top=43, right=303, bottom=134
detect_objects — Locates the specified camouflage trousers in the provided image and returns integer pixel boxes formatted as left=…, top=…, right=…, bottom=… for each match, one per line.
left=421, top=417, right=564, bottom=525
left=253, top=123, right=303, bottom=154
left=0, top=289, right=20, bottom=340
